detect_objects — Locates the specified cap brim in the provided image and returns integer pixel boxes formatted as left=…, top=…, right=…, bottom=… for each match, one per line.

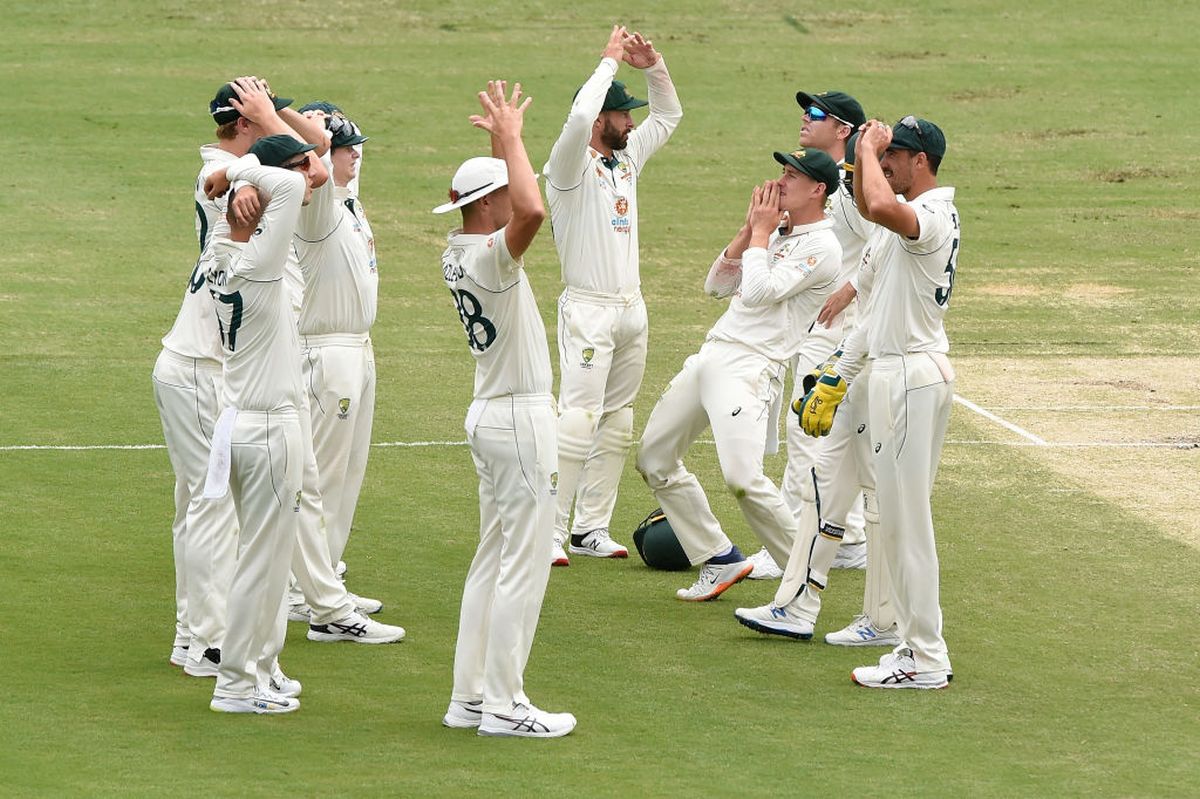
left=795, top=91, right=815, bottom=109
left=431, top=178, right=509, bottom=215
left=272, top=96, right=293, bottom=111
left=605, top=98, right=648, bottom=112
left=773, top=151, right=798, bottom=169
left=334, top=134, right=369, bottom=147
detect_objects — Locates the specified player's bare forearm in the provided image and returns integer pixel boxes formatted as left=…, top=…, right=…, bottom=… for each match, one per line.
left=857, top=120, right=919, bottom=237
left=473, top=80, right=543, bottom=257
left=278, top=108, right=330, bottom=156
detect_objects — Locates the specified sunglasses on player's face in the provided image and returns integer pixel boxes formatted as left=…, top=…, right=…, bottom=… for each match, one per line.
left=805, top=106, right=851, bottom=127
left=280, top=157, right=311, bottom=172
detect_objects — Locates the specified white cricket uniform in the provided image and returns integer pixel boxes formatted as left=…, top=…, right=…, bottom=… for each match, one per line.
left=205, top=156, right=306, bottom=701
left=865, top=186, right=959, bottom=673
left=637, top=221, right=840, bottom=567
left=442, top=227, right=558, bottom=715
left=294, top=155, right=379, bottom=571
left=781, top=165, right=869, bottom=542
left=544, top=55, right=682, bottom=544
left=150, top=144, right=239, bottom=664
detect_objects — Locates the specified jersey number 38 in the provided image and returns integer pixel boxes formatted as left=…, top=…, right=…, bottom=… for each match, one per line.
left=450, top=288, right=496, bottom=353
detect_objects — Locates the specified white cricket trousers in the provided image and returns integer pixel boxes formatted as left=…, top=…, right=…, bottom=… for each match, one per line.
left=451, top=394, right=557, bottom=715
left=302, top=333, right=375, bottom=568
left=869, top=353, right=954, bottom=673
left=555, top=288, right=647, bottom=541
left=637, top=340, right=795, bottom=566
left=213, top=410, right=302, bottom=700
left=151, top=349, right=237, bottom=661
left=775, top=364, right=894, bottom=627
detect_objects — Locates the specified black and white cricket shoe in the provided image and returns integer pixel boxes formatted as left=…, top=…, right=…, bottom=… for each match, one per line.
left=442, top=699, right=484, bottom=729
left=851, top=647, right=951, bottom=689
left=307, top=612, right=405, bottom=644
left=478, top=701, right=576, bottom=738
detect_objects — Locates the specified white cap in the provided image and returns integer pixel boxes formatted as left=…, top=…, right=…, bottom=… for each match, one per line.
left=431, top=157, right=509, bottom=214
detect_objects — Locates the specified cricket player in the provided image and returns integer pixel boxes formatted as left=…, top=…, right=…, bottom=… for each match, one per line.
left=636, top=149, right=841, bottom=602
left=202, top=135, right=316, bottom=714
left=437, top=81, right=575, bottom=738
left=544, top=25, right=682, bottom=566
left=798, top=117, right=959, bottom=689
left=292, top=110, right=383, bottom=612
left=153, top=76, right=326, bottom=678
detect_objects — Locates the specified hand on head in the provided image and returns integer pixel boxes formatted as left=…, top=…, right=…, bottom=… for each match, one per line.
left=859, top=119, right=893, bottom=156
left=229, top=76, right=277, bottom=124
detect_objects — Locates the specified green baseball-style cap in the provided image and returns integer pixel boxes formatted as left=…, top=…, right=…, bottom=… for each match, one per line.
left=889, top=116, right=947, bottom=159
left=210, top=82, right=292, bottom=125
left=795, top=90, right=866, bottom=130
left=328, top=115, right=369, bottom=149
left=298, top=100, right=344, bottom=115
left=773, top=147, right=841, bottom=196
left=602, top=80, right=648, bottom=112
left=249, top=134, right=316, bottom=167
left=632, top=508, right=692, bottom=571
left=844, top=131, right=860, bottom=168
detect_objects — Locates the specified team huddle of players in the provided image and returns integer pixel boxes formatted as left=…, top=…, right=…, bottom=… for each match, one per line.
left=154, top=24, right=960, bottom=729
left=436, top=25, right=960, bottom=738
left=154, top=77, right=405, bottom=715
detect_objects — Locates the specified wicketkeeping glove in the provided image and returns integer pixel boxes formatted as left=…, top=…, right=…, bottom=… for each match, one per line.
left=793, top=372, right=848, bottom=437
left=801, top=349, right=843, bottom=395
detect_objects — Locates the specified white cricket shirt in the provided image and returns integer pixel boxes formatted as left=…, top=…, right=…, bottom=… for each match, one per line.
left=440, top=227, right=552, bottom=400
left=543, top=57, right=682, bottom=295
left=294, top=154, right=378, bottom=335
left=868, top=186, right=959, bottom=358
left=706, top=219, right=842, bottom=363
left=206, top=156, right=306, bottom=412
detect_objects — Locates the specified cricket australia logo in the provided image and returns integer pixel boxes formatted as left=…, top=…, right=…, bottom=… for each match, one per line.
left=580, top=347, right=595, bottom=370
left=294, top=490, right=302, bottom=512
left=550, top=471, right=559, bottom=495
left=338, top=398, right=351, bottom=419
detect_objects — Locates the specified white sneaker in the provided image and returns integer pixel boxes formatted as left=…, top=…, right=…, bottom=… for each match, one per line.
left=336, top=560, right=347, bottom=579
left=478, top=701, right=576, bottom=738
left=676, top=560, right=753, bottom=601
left=307, top=612, right=406, bottom=644
left=442, top=699, right=484, bottom=729
left=568, top=528, right=629, bottom=558
left=347, top=591, right=383, bottom=615
left=184, top=647, right=221, bottom=678
left=831, top=540, right=867, bottom=570
left=733, top=601, right=813, bottom=640
left=287, top=602, right=312, bottom=623
left=550, top=542, right=570, bottom=567
left=210, top=690, right=300, bottom=714
left=169, top=644, right=189, bottom=667
left=824, top=614, right=902, bottom=647
left=851, top=647, right=951, bottom=689
left=268, top=663, right=302, bottom=698
left=746, top=547, right=783, bottom=580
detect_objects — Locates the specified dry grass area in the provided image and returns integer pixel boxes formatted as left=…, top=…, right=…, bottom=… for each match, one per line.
left=951, top=356, right=1200, bottom=548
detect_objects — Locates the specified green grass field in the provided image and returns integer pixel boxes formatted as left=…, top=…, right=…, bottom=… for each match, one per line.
left=2, top=1, right=1198, bottom=796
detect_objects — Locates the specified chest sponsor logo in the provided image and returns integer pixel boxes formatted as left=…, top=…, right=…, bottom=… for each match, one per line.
left=614, top=196, right=628, bottom=216
left=773, top=242, right=795, bottom=262
left=611, top=195, right=631, bottom=234
left=338, top=398, right=351, bottom=419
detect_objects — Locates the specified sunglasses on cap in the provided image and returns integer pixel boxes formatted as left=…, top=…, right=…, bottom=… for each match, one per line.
left=805, top=105, right=853, bottom=127
left=897, top=115, right=927, bottom=149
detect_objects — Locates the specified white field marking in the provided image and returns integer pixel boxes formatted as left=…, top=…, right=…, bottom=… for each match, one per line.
left=980, top=405, right=1200, bottom=412
left=943, top=440, right=1198, bottom=449
left=952, top=394, right=1048, bottom=445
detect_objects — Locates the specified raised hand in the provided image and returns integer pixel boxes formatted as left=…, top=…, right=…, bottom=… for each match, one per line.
left=228, top=76, right=278, bottom=125
left=623, top=31, right=660, bottom=69
left=748, top=180, right=783, bottom=236
left=469, top=80, right=532, bottom=140
left=602, top=24, right=629, bottom=60
left=859, top=119, right=893, bottom=157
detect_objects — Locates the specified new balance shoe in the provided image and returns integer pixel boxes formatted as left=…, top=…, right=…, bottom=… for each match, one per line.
left=442, top=699, right=484, bottom=729
left=851, top=648, right=951, bottom=690
left=478, top=701, right=576, bottom=738
left=734, top=601, right=814, bottom=640
left=746, top=547, right=783, bottom=580
left=307, top=612, right=406, bottom=644
left=550, top=541, right=570, bottom=567
left=676, top=560, right=753, bottom=601
left=210, top=690, right=300, bottom=715
left=824, top=614, right=902, bottom=647
left=169, top=644, right=189, bottom=667
left=287, top=602, right=312, bottom=623
left=568, top=528, right=629, bottom=558
left=268, top=663, right=302, bottom=698
left=831, top=540, right=867, bottom=570
left=184, top=647, right=221, bottom=678
left=347, top=591, right=383, bottom=615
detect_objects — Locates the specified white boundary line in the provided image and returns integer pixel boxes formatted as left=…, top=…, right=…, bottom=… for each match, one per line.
left=979, top=405, right=1200, bottom=412
left=952, top=395, right=1048, bottom=445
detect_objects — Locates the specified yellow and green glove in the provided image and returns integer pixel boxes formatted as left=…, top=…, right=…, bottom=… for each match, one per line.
left=793, top=372, right=848, bottom=437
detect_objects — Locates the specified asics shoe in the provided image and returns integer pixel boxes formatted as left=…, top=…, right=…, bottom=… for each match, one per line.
left=347, top=591, right=383, bottom=615
left=851, top=647, right=951, bottom=689
left=169, top=644, right=189, bottom=667
left=568, top=528, right=629, bottom=558
left=210, top=690, right=300, bottom=715
left=676, top=560, right=753, bottom=601
left=824, top=614, right=902, bottom=647
left=478, top=701, right=576, bottom=738
left=184, top=647, right=221, bottom=678
left=287, top=602, right=312, bottom=623
left=550, top=542, right=570, bottom=567
left=831, top=540, right=867, bottom=570
left=746, top=547, right=783, bottom=580
left=307, top=612, right=405, bottom=644
left=442, top=699, right=484, bottom=729
left=733, top=601, right=814, bottom=640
